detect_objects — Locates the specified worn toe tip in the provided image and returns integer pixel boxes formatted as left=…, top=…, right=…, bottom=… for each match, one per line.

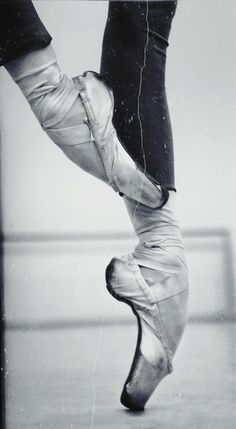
left=120, top=386, right=145, bottom=411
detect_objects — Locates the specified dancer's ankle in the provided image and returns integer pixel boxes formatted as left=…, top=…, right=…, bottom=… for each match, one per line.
left=5, top=44, right=79, bottom=129
left=5, top=44, right=56, bottom=81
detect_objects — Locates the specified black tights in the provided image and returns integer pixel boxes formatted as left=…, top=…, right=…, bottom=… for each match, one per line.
left=101, top=1, right=177, bottom=189
left=0, top=0, right=177, bottom=189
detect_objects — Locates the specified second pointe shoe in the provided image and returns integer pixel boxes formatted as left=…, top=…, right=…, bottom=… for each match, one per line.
left=73, top=71, right=165, bottom=209
left=106, top=254, right=188, bottom=410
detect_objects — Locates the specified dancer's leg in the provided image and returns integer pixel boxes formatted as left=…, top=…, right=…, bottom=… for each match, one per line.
left=2, top=0, right=163, bottom=207
left=101, top=0, right=177, bottom=190
left=101, top=0, right=189, bottom=410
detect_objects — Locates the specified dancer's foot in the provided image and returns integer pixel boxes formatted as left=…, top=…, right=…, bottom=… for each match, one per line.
left=6, top=46, right=164, bottom=208
left=106, top=253, right=188, bottom=410
left=106, top=193, right=189, bottom=410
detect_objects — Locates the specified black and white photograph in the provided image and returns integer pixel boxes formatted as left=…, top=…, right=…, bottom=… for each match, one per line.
left=0, top=1, right=235, bottom=428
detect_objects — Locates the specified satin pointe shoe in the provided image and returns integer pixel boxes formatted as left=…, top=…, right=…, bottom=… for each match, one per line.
left=7, top=47, right=165, bottom=208
left=106, top=253, right=189, bottom=410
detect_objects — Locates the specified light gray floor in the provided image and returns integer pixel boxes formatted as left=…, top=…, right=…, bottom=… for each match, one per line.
left=5, top=322, right=236, bottom=429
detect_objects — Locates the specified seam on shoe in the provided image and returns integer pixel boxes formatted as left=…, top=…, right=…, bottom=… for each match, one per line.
left=56, top=140, right=93, bottom=148
left=74, top=75, right=118, bottom=190
left=46, top=123, right=89, bottom=132
left=137, top=265, right=182, bottom=276
left=77, top=75, right=118, bottom=190
left=138, top=256, right=187, bottom=272
left=157, top=286, right=189, bottom=303
left=78, top=74, right=111, bottom=143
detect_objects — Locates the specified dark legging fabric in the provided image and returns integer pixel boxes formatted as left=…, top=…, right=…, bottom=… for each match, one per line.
left=0, top=0, right=177, bottom=190
left=0, top=0, right=51, bottom=65
left=101, top=1, right=177, bottom=190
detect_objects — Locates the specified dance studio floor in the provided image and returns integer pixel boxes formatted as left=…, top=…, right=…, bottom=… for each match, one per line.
left=5, top=321, right=236, bottom=429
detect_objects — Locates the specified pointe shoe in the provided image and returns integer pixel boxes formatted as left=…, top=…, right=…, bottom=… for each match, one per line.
left=8, top=51, right=165, bottom=208
left=73, top=71, right=165, bottom=208
left=106, top=254, right=188, bottom=410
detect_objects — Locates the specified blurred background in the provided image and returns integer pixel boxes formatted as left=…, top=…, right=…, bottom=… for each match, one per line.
left=0, top=2, right=235, bottom=428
